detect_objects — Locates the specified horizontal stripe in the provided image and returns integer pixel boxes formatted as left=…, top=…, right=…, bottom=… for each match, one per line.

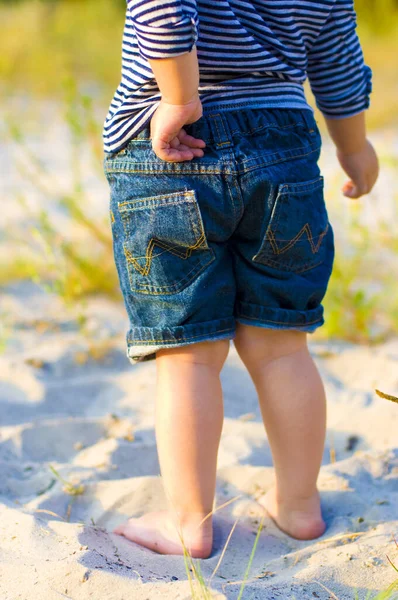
left=103, top=0, right=372, bottom=153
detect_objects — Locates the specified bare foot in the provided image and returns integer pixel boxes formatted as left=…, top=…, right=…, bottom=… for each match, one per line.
left=260, top=487, right=326, bottom=540
left=112, top=510, right=213, bottom=558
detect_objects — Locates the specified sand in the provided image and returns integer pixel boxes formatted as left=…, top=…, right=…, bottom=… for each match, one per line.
left=0, top=283, right=397, bottom=600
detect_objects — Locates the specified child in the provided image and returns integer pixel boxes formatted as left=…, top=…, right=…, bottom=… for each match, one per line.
left=104, top=0, right=379, bottom=558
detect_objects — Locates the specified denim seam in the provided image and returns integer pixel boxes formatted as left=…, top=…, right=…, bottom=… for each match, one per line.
left=104, top=165, right=229, bottom=175
left=124, top=121, right=305, bottom=146
left=201, top=99, right=310, bottom=112
left=253, top=255, right=324, bottom=273
left=103, top=143, right=319, bottom=176
left=228, top=121, right=307, bottom=137
left=213, top=113, right=235, bottom=148
left=237, top=143, right=321, bottom=171
left=236, top=314, right=322, bottom=326
left=127, top=326, right=235, bottom=343
left=279, top=177, right=324, bottom=194
left=225, top=176, right=239, bottom=224
left=233, top=175, right=246, bottom=222
left=190, top=191, right=212, bottom=248
left=213, top=114, right=225, bottom=146
left=120, top=199, right=198, bottom=214
left=119, top=189, right=197, bottom=209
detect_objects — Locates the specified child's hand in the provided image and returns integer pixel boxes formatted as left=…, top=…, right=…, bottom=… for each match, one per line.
left=337, top=140, right=379, bottom=199
left=149, top=95, right=206, bottom=162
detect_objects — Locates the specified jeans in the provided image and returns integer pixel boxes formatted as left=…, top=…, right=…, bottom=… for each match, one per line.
left=103, top=107, right=335, bottom=362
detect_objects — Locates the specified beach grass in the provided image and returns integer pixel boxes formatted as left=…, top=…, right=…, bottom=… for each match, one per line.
left=171, top=495, right=266, bottom=599
left=177, top=517, right=398, bottom=599
left=319, top=199, right=398, bottom=343
left=163, top=491, right=398, bottom=599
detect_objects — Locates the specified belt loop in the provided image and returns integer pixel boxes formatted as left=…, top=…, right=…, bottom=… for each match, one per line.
left=301, top=109, right=316, bottom=133
left=208, top=113, right=234, bottom=149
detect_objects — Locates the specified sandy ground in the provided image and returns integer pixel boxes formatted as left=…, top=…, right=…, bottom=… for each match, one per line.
left=1, top=104, right=398, bottom=599
left=0, top=284, right=397, bottom=600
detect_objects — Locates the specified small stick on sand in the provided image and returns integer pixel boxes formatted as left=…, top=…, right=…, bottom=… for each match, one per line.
left=375, top=389, right=398, bottom=404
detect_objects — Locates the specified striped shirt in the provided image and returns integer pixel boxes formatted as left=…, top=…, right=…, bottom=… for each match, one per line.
left=103, top=0, right=372, bottom=153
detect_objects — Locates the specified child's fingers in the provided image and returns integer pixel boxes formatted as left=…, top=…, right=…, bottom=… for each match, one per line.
left=342, top=180, right=356, bottom=198
left=152, top=144, right=203, bottom=162
left=178, top=129, right=206, bottom=148
left=342, top=179, right=368, bottom=199
left=152, top=138, right=205, bottom=161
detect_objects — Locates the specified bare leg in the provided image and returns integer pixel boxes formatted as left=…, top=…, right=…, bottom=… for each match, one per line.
left=233, top=323, right=326, bottom=540
left=113, top=339, right=230, bottom=557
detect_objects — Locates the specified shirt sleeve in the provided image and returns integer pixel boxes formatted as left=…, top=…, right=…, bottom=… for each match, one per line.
left=306, top=0, right=372, bottom=119
left=127, top=0, right=199, bottom=60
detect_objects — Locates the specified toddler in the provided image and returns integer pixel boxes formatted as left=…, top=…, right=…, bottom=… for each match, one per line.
left=104, top=0, right=379, bottom=558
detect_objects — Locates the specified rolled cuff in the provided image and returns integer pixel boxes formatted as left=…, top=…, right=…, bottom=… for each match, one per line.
left=316, top=64, right=372, bottom=119
left=134, top=13, right=199, bottom=60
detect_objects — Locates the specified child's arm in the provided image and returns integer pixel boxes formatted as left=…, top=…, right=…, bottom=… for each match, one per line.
left=324, top=113, right=379, bottom=198
left=148, top=49, right=199, bottom=106
left=307, top=0, right=379, bottom=198
left=128, top=0, right=199, bottom=104
left=147, top=47, right=206, bottom=162
left=127, top=0, right=205, bottom=161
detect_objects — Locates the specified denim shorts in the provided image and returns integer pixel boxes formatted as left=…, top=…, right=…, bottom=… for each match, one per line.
left=103, top=107, right=335, bottom=363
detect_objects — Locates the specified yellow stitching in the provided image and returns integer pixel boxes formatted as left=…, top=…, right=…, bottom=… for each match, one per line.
left=218, top=113, right=231, bottom=141
left=120, top=199, right=192, bottom=209
left=119, top=190, right=195, bottom=209
left=128, top=327, right=235, bottom=343
left=124, top=232, right=207, bottom=277
left=126, top=233, right=206, bottom=264
left=267, top=229, right=279, bottom=255
left=124, top=245, right=214, bottom=293
left=267, top=222, right=329, bottom=255
left=110, top=210, right=115, bottom=224
left=129, top=252, right=215, bottom=293
left=105, top=167, right=226, bottom=175
left=211, top=114, right=233, bottom=147
left=104, top=143, right=320, bottom=176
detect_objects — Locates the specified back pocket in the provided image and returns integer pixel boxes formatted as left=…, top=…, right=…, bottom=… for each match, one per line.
left=118, top=189, right=215, bottom=295
left=252, top=176, right=329, bottom=273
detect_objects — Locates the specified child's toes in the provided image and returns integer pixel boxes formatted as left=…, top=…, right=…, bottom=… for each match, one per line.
left=113, top=523, right=127, bottom=535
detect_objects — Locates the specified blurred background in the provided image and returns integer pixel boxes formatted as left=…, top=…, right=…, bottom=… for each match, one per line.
left=1, top=0, right=398, bottom=348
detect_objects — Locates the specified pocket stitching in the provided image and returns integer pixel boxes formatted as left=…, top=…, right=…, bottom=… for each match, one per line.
left=279, top=176, right=324, bottom=195
left=119, top=189, right=199, bottom=210
left=127, top=251, right=215, bottom=294
left=252, top=178, right=328, bottom=273
left=266, top=222, right=329, bottom=256
left=255, top=254, right=324, bottom=274
left=119, top=190, right=214, bottom=294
